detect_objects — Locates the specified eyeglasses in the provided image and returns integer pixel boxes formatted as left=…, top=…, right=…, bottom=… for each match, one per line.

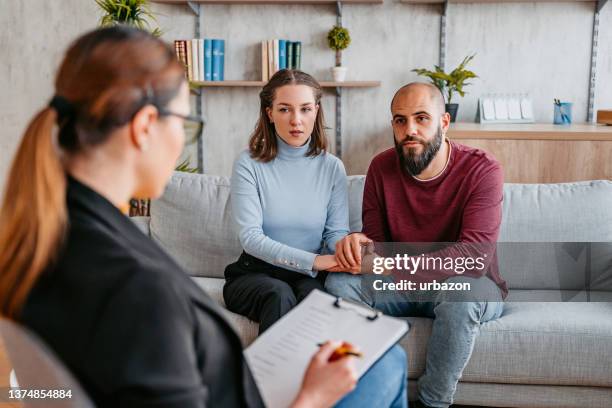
left=158, top=108, right=204, bottom=146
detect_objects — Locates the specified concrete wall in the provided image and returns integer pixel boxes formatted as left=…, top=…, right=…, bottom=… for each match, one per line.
left=1, top=0, right=611, bottom=193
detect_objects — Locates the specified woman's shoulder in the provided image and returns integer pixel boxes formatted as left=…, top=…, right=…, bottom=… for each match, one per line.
left=318, top=151, right=346, bottom=173
left=232, top=149, right=259, bottom=181
left=236, top=148, right=253, bottom=162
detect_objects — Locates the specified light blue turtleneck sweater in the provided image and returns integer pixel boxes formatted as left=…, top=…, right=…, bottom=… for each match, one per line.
left=231, top=136, right=349, bottom=277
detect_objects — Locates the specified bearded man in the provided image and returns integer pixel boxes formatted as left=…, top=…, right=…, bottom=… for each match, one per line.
left=325, top=82, right=508, bottom=408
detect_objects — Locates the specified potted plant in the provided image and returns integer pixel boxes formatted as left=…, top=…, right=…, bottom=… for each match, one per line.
left=412, top=54, right=478, bottom=122
left=95, top=0, right=162, bottom=37
left=327, top=25, right=351, bottom=82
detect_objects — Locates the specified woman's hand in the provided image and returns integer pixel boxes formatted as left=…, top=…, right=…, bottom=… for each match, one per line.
left=291, top=341, right=358, bottom=408
left=313, top=255, right=337, bottom=271
left=335, top=233, right=373, bottom=269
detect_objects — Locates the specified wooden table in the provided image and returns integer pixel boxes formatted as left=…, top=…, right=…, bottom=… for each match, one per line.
left=448, top=123, right=612, bottom=183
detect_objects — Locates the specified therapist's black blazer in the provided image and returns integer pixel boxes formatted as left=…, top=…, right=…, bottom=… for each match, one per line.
left=21, top=177, right=264, bottom=408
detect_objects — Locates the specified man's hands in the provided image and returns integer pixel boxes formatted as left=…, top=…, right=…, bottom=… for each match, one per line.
left=291, top=341, right=358, bottom=408
left=324, top=233, right=373, bottom=274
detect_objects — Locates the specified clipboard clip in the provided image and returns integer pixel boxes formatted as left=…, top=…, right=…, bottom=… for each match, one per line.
left=333, top=297, right=382, bottom=321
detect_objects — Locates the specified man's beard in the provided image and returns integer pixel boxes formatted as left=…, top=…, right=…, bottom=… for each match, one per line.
left=394, top=126, right=443, bottom=176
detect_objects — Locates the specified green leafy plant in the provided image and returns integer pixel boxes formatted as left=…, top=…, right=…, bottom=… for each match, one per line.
left=175, top=158, right=199, bottom=173
left=95, top=0, right=162, bottom=37
left=412, top=54, right=478, bottom=104
left=327, top=26, right=351, bottom=65
left=327, top=26, right=351, bottom=51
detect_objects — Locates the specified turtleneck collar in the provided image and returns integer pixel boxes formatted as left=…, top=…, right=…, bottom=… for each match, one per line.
left=276, top=134, right=311, bottom=160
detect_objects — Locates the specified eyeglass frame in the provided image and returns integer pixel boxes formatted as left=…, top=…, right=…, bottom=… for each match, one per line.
left=157, top=108, right=204, bottom=145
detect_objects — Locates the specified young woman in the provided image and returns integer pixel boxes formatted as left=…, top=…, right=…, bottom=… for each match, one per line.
left=224, top=70, right=348, bottom=333
left=0, top=27, right=407, bottom=408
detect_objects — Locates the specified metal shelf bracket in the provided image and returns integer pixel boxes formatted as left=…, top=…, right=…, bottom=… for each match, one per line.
left=187, top=1, right=201, bottom=16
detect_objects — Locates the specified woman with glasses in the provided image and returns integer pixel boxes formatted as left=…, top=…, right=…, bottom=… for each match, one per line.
left=0, top=26, right=406, bottom=408
left=224, top=69, right=408, bottom=407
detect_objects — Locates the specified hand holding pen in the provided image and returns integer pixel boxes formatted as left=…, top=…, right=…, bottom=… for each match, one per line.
left=293, top=341, right=359, bottom=408
left=318, top=341, right=363, bottom=361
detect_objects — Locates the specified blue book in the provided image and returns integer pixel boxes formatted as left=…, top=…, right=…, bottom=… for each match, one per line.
left=278, top=39, right=287, bottom=70
left=212, top=39, right=225, bottom=81
left=204, top=39, right=212, bottom=81
left=286, top=41, right=294, bottom=70
left=293, top=41, right=301, bottom=70
left=219, top=39, right=225, bottom=81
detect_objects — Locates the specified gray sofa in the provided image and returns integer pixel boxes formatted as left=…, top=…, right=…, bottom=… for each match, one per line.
left=133, top=172, right=612, bottom=408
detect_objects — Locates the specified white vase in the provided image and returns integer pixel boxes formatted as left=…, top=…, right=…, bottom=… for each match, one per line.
left=331, top=66, right=348, bottom=82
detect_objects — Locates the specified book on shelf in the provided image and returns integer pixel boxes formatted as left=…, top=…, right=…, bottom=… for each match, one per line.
left=197, top=39, right=205, bottom=82
left=279, top=39, right=287, bottom=70
left=192, top=39, right=200, bottom=82
left=204, top=39, right=212, bottom=81
left=212, top=39, right=225, bottom=81
left=261, top=41, right=269, bottom=82
left=261, top=39, right=303, bottom=81
left=286, top=41, right=294, bottom=71
left=186, top=40, right=193, bottom=81
left=272, top=39, right=279, bottom=74
left=293, top=41, right=301, bottom=70
left=174, top=40, right=187, bottom=75
left=267, top=40, right=274, bottom=80
left=173, top=38, right=224, bottom=82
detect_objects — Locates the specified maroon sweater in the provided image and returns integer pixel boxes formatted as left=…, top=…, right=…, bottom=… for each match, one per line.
left=362, top=141, right=508, bottom=297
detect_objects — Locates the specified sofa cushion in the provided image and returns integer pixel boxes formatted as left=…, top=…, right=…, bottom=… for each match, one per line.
left=130, top=216, right=150, bottom=236
left=498, top=182, right=612, bottom=290
left=150, top=172, right=242, bottom=278
left=347, top=176, right=365, bottom=232
left=401, top=301, right=612, bottom=387
left=499, top=181, right=612, bottom=242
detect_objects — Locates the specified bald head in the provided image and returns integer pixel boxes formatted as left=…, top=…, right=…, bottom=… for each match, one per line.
left=390, top=82, right=445, bottom=116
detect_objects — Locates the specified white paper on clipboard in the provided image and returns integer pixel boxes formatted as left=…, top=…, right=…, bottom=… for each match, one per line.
left=244, top=289, right=410, bottom=408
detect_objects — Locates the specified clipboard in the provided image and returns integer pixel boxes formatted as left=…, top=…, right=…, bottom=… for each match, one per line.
left=244, top=289, right=410, bottom=408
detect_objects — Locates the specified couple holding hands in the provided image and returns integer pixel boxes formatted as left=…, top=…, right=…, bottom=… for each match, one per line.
left=225, top=69, right=507, bottom=408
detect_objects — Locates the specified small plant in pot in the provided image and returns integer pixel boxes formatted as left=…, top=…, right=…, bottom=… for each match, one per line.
left=95, top=0, right=162, bottom=37
left=412, top=54, right=478, bottom=122
left=327, top=25, right=351, bottom=82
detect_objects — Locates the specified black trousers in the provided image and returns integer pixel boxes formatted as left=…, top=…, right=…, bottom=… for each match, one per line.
left=223, top=252, right=326, bottom=334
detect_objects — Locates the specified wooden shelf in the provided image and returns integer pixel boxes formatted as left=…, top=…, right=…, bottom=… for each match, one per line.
left=319, top=81, right=380, bottom=87
left=190, top=80, right=381, bottom=88
left=399, top=0, right=596, bottom=3
left=192, top=80, right=265, bottom=87
left=154, top=0, right=382, bottom=4
left=448, top=123, right=612, bottom=141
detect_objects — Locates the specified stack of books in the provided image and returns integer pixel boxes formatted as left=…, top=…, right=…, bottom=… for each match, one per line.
left=261, top=40, right=302, bottom=81
left=174, top=39, right=225, bottom=82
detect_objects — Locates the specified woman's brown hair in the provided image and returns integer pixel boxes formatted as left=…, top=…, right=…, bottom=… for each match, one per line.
left=0, top=26, right=185, bottom=319
left=248, top=69, right=328, bottom=162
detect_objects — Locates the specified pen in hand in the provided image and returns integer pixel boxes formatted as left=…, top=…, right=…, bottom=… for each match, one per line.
left=318, top=342, right=363, bottom=361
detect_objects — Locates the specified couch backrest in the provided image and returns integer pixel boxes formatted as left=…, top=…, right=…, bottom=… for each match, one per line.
left=150, top=173, right=241, bottom=279
left=150, top=172, right=612, bottom=290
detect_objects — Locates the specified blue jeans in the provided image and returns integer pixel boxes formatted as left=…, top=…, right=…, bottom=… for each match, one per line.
left=326, top=275, right=504, bottom=408
left=335, top=345, right=408, bottom=408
